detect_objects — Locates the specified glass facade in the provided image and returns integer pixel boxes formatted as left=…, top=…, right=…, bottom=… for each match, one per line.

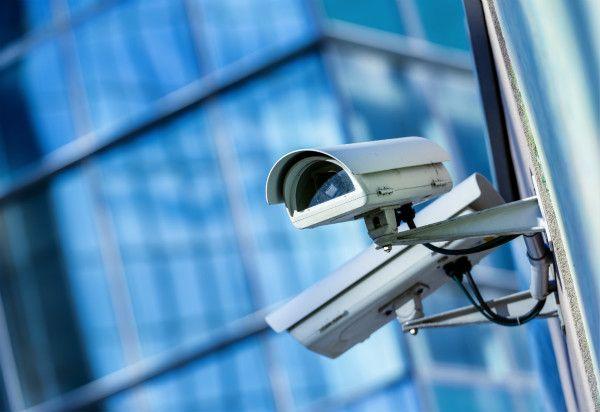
left=0, top=1, right=570, bottom=411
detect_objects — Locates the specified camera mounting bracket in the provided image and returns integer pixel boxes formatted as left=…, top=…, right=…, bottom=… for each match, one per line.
left=375, top=196, right=544, bottom=248
left=401, top=289, right=559, bottom=333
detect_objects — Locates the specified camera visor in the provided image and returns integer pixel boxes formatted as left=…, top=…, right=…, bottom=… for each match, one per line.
left=296, top=161, right=354, bottom=211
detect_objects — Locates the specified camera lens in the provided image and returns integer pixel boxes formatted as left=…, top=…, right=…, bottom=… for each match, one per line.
left=308, top=170, right=353, bottom=207
left=296, top=161, right=354, bottom=211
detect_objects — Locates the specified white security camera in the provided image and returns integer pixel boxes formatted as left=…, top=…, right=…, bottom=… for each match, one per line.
left=266, top=174, right=505, bottom=358
left=265, top=137, right=453, bottom=243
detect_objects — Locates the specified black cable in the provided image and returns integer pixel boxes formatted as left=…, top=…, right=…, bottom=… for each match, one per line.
left=418, top=230, right=517, bottom=257
left=464, top=270, right=546, bottom=326
left=450, top=276, right=496, bottom=322
left=444, top=257, right=546, bottom=327
left=397, top=203, right=546, bottom=325
left=397, top=204, right=519, bottom=256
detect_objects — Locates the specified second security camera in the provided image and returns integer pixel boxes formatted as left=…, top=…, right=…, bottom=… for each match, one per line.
left=266, top=174, right=505, bottom=358
left=265, top=137, right=453, bottom=244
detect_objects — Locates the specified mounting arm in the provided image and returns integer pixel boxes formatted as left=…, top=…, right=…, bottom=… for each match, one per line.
left=384, top=196, right=558, bottom=331
left=376, top=196, right=544, bottom=247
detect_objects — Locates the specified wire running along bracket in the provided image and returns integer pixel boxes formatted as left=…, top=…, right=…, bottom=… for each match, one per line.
left=385, top=196, right=558, bottom=331
left=401, top=290, right=559, bottom=332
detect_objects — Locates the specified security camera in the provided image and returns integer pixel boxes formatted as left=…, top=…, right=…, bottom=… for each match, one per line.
left=266, top=174, right=505, bottom=358
left=265, top=137, right=453, bottom=243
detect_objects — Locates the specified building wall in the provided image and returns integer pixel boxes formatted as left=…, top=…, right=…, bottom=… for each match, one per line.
left=486, top=0, right=599, bottom=407
left=0, top=1, right=565, bottom=411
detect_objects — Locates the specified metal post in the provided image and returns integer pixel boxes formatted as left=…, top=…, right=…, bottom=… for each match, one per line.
left=462, top=0, right=519, bottom=203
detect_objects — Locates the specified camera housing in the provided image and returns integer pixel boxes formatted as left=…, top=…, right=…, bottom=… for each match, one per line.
left=266, top=174, right=504, bottom=358
left=265, top=137, right=453, bottom=236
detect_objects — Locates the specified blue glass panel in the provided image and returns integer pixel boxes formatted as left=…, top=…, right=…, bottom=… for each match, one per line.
left=0, top=374, right=8, bottom=412
left=414, top=0, right=471, bottom=50
left=321, top=0, right=406, bottom=34
left=73, top=0, right=200, bottom=131
left=97, top=108, right=255, bottom=356
left=0, top=170, right=119, bottom=407
left=0, top=0, right=53, bottom=46
left=519, top=391, right=548, bottom=412
left=110, top=337, right=275, bottom=412
left=332, top=379, right=420, bottom=412
left=0, top=40, right=75, bottom=182
left=410, top=71, right=492, bottom=182
left=193, top=0, right=312, bottom=69
left=50, top=170, right=126, bottom=380
left=270, top=326, right=406, bottom=409
left=101, top=389, right=145, bottom=412
left=68, top=0, right=102, bottom=15
left=433, top=385, right=514, bottom=412
left=331, top=48, right=430, bottom=142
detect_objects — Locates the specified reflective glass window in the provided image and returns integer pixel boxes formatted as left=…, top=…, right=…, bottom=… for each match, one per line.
left=106, top=336, right=275, bottom=412
left=73, top=0, right=200, bottom=132
left=0, top=170, right=120, bottom=408
left=414, top=0, right=471, bottom=50
left=0, top=1, right=53, bottom=46
left=321, top=0, right=406, bottom=34
left=325, top=381, right=420, bottom=412
left=97, top=109, right=254, bottom=356
left=0, top=40, right=75, bottom=182
left=192, top=0, right=312, bottom=69
left=433, top=385, right=515, bottom=412
left=68, top=0, right=103, bottom=16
